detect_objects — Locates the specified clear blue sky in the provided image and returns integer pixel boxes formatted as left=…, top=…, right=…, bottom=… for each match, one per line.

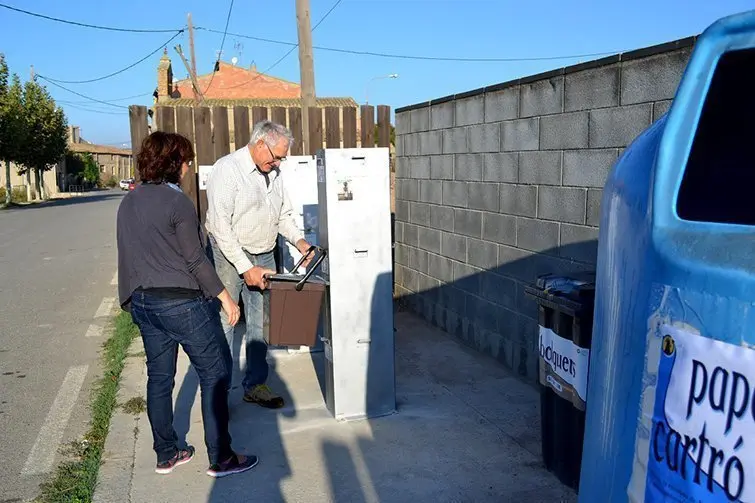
left=0, top=0, right=753, bottom=146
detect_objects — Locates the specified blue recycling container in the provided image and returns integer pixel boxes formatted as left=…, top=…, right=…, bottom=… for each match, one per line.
left=579, top=10, right=755, bottom=503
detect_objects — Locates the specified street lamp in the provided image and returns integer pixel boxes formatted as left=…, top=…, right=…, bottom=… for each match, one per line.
left=365, top=73, right=399, bottom=105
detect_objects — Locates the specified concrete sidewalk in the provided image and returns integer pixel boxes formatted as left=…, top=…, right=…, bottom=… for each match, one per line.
left=93, top=310, right=576, bottom=503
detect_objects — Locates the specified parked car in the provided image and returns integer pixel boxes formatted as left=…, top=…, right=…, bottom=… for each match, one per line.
left=127, top=181, right=136, bottom=191
left=119, top=178, right=134, bottom=190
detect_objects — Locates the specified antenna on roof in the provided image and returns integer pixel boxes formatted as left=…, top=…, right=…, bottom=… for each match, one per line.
left=234, top=41, right=244, bottom=66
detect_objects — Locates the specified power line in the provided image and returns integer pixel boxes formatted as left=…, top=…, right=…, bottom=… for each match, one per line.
left=0, top=2, right=182, bottom=33
left=197, top=28, right=289, bottom=47
left=58, top=92, right=153, bottom=105
left=57, top=101, right=127, bottom=115
left=198, top=27, right=623, bottom=63
left=43, top=30, right=184, bottom=84
left=202, top=0, right=235, bottom=95
left=312, top=47, right=622, bottom=63
left=220, top=0, right=342, bottom=91
left=36, top=76, right=129, bottom=109
left=311, top=0, right=343, bottom=31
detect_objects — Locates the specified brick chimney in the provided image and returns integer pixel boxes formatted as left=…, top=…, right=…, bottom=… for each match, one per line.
left=157, top=49, right=173, bottom=103
left=67, top=125, right=80, bottom=144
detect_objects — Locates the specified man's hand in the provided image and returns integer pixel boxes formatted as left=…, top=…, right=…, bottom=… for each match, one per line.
left=243, top=266, right=276, bottom=290
left=295, top=239, right=314, bottom=270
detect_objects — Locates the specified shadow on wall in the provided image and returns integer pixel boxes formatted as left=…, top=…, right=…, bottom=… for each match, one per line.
left=396, top=239, right=599, bottom=382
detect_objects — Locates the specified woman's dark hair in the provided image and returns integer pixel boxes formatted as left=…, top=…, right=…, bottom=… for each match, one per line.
left=137, top=131, right=194, bottom=184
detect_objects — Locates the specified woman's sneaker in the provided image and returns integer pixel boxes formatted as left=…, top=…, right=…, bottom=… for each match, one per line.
left=155, top=446, right=195, bottom=474
left=206, top=453, right=259, bottom=478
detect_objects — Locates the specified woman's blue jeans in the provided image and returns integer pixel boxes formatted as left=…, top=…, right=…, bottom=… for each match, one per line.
left=130, top=290, right=233, bottom=465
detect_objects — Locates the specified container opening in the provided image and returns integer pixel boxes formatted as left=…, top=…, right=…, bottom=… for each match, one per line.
left=676, top=48, right=755, bottom=225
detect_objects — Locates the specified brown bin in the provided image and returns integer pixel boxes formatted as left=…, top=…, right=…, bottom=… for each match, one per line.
left=263, top=247, right=328, bottom=347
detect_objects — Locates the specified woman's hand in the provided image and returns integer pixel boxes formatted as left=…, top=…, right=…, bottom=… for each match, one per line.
left=218, top=289, right=240, bottom=327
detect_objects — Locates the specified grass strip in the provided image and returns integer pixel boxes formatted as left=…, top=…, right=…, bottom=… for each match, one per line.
left=35, top=311, right=139, bottom=503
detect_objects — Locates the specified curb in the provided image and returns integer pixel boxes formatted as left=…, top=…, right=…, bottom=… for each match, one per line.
left=92, top=337, right=146, bottom=503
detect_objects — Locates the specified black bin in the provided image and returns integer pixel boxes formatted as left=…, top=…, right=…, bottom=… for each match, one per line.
left=524, top=272, right=595, bottom=492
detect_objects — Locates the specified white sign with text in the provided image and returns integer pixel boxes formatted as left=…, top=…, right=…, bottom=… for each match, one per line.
left=539, top=326, right=590, bottom=402
left=198, top=165, right=214, bottom=191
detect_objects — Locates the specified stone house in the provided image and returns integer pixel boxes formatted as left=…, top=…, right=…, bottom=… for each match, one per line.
left=0, top=126, right=133, bottom=199
left=65, top=126, right=133, bottom=185
left=0, top=161, right=59, bottom=200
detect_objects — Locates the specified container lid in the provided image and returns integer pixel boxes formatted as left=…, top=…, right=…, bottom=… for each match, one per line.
left=536, top=272, right=595, bottom=296
left=524, top=272, right=596, bottom=313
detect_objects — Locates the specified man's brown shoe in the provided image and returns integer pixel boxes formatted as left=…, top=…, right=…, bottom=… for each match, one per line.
left=243, top=384, right=285, bottom=409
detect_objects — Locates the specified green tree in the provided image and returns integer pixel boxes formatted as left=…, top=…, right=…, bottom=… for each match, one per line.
left=79, top=153, right=100, bottom=184
left=373, top=124, right=396, bottom=146
left=0, top=54, right=27, bottom=206
left=0, top=56, right=5, bottom=114
left=18, top=79, right=68, bottom=200
left=0, top=54, right=5, bottom=205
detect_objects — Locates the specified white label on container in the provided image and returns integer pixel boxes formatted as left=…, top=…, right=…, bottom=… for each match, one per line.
left=634, top=324, right=755, bottom=502
left=538, top=326, right=590, bottom=402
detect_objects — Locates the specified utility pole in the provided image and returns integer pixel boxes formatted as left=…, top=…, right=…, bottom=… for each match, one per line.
left=174, top=45, right=204, bottom=103
left=27, top=65, right=35, bottom=202
left=295, top=0, right=316, bottom=154
left=187, top=13, right=199, bottom=102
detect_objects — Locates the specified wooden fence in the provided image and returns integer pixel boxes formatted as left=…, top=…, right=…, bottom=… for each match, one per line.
left=128, top=104, right=392, bottom=222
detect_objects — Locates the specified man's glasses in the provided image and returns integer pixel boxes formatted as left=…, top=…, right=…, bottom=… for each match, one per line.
left=265, top=143, right=286, bottom=163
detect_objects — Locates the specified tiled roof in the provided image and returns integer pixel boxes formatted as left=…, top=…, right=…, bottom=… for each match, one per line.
left=161, top=97, right=359, bottom=108
left=171, top=61, right=302, bottom=100
left=174, top=62, right=300, bottom=88
left=68, top=142, right=132, bottom=156
left=159, top=59, right=358, bottom=106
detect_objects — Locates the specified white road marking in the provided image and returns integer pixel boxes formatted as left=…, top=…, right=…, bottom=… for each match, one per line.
left=22, top=365, right=89, bottom=475
left=94, top=297, right=115, bottom=318
left=85, top=324, right=103, bottom=338
left=110, top=270, right=118, bottom=286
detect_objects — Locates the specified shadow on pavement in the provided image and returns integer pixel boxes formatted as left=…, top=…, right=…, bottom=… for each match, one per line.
left=174, top=323, right=293, bottom=502
left=3, top=190, right=125, bottom=211
left=206, top=333, right=293, bottom=501
left=312, top=240, right=596, bottom=502
left=171, top=238, right=593, bottom=501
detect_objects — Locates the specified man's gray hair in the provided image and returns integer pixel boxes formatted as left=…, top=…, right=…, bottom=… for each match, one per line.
left=249, top=120, right=294, bottom=149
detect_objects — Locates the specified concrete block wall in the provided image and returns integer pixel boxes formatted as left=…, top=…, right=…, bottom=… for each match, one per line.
left=392, top=37, right=695, bottom=383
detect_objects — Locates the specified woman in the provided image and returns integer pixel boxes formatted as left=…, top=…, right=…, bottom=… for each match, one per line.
left=116, top=131, right=257, bottom=478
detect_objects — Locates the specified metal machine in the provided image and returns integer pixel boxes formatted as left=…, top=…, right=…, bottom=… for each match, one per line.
left=277, top=155, right=323, bottom=353
left=316, top=147, right=396, bottom=421
left=277, top=155, right=319, bottom=274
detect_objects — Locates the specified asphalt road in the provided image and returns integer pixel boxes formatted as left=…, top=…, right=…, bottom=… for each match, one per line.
left=0, top=191, right=125, bottom=502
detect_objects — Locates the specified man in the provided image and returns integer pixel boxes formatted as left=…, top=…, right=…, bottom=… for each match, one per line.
left=206, top=120, right=312, bottom=408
